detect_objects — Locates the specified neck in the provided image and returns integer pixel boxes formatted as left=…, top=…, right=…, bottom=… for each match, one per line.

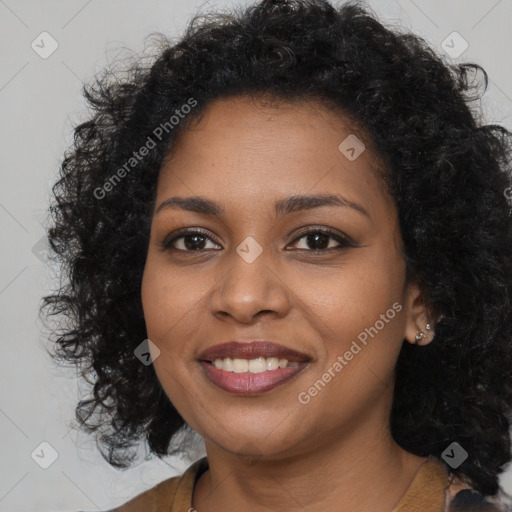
left=192, top=417, right=427, bottom=512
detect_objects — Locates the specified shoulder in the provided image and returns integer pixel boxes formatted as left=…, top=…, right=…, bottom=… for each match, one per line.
left=102, top=457, right=208, bottom=512
left=105, top=474, right=183, bottom=512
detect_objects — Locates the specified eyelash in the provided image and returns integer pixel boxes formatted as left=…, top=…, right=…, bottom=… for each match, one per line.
left=158, top=227, right=355, bottom=254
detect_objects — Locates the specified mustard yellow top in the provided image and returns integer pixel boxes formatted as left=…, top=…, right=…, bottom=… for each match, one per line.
left=99, top=455, right=504, bottom=512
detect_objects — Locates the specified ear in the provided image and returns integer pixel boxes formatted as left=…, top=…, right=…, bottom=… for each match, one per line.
left=403, top=282, right=435, bottom=346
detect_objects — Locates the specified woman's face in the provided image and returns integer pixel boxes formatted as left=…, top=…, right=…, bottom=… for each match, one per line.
left=141, top=95, right=423, bottom=460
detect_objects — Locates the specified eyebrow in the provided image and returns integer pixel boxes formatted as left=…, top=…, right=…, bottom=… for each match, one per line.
left=155, top=193, right=370, bottom=218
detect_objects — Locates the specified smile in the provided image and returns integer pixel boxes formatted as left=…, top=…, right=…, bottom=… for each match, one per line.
left=198, top=340, right=311, bottom=395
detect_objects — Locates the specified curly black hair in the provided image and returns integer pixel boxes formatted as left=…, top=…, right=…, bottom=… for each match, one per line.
left=41, top=0, right=512, bottom=498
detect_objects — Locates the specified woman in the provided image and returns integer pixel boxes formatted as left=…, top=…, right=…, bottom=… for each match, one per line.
left=42, top=0, right=512, bottom=510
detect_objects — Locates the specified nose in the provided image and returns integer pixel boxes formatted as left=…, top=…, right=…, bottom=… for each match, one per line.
left=210, top=248, right=292, bottom=324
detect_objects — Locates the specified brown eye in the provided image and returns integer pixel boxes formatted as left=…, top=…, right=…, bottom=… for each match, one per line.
left=288, top=228, right=355, bottom=253
left=159, top=228, right=221, bottom=252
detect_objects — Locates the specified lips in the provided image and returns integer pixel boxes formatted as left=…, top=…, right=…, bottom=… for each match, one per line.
left=198, top=340, right=311, bottom=395
left=198, top=340, right=311, bottom=363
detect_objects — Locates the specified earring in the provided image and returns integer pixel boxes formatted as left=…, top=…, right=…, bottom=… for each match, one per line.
left=415, top=323, right=433, bottom=345
left=414, top=331, right=425, bottom=344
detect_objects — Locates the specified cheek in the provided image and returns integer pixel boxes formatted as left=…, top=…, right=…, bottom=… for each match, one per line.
left=307, top=250, right=407, bottom=381
left=140, top=253, right=217, bottom=405
left=141, top=262, right=170, bottom=340
left=306, top=252, right=405, bottom=336
left=141, top=254, right=201, bottom=343
left=141, top=260, right=197, bottom=405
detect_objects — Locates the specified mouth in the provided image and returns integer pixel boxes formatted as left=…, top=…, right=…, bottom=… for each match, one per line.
left=198, top=341, right=311, bottom=395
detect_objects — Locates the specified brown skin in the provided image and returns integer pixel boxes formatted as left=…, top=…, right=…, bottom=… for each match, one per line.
left=141, top=95, right=435, bottom=511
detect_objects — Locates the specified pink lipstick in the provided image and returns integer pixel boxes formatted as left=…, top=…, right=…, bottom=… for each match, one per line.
left=198, top=341, right=310, bottom=395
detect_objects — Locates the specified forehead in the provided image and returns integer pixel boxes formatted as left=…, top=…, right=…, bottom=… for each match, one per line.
left=155, top=95, right=394, bottom=222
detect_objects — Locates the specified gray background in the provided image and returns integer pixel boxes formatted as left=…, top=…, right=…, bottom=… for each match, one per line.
left=1, top=0, right=511, bottom=511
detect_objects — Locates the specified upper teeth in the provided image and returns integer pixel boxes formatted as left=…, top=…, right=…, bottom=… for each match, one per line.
left=211, top=357, right=299, bottom=373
